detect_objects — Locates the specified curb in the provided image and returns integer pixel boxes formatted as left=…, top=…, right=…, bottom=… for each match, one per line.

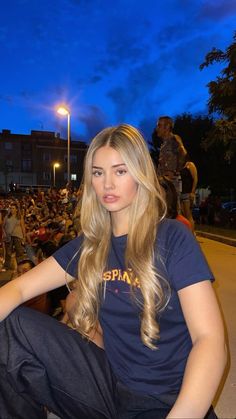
left=196, top=231, right=236, bottom=247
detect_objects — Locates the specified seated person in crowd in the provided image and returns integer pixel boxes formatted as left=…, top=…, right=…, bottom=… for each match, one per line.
left=159, top=176, right=192, bottom=230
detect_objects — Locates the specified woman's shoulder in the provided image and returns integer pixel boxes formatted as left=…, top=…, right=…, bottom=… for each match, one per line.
left=52, top=234, right=83, bottom=277
left=156, top=218, right=213, bottom=287
left=156, top=217, right=195, bottom=252
left=158, top=217, right=189, bottom=237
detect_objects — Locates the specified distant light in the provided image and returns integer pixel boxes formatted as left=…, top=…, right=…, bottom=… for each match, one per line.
left=57, top=106, right=70, bottom=116
left=54, top=162, right=60, bottom=168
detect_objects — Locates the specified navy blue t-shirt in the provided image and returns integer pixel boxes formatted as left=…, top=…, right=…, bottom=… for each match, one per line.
left=53, top=218, right=213, bottom=396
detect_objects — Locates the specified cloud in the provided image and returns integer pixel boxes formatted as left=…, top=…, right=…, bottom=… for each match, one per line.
left=95, top=36, right=148, bottom=75
left=138, top=116, right=157, bottom=143
left=78, top=105, right=108, bottom=140
left=198, top=0, right=236, bottom=21
left=0, top=94, right=13, bottom=104
left=1, top=0, right=236, bottom=140
left=88, top=75, right=103, bottom=84
left=107, top=57, right=167, bottom=122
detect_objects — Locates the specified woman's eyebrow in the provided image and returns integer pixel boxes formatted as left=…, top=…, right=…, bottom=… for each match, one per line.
left=92, top=163, right=126, bottom=169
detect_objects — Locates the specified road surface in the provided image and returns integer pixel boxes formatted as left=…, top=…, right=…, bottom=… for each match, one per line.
left=197, top=236, right=236, bottom=418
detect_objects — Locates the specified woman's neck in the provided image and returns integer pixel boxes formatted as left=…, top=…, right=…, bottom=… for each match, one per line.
left=112, top=226, right=128, bottom=237
left=111, top=211, right=129, bottom=237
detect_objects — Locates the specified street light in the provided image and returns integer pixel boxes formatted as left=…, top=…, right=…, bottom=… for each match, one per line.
left=57, top=106, right=71, bottom=183
left=53, top=162, right=60, bottom=187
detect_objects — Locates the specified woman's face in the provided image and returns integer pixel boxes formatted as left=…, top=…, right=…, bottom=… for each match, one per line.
left=91, top=146, right=138, bottom=220
left=10, top=205, right=17, bottom=215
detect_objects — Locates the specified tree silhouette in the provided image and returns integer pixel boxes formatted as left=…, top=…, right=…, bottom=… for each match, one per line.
left=174, top=114, right=235, bottom=195
left=200, top=31, right=236, bottom=160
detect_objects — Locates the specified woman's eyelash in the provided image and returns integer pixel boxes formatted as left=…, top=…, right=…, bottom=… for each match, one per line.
left=117, top=169, right=127, bottom=175
left=92, top=170, right=102, bottom=176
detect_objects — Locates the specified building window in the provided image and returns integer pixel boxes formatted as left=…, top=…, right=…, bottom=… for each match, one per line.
left=5, top=160, right=13, bottom=172
left=22, top=143, right=32, bottom=158
left=5, top=142, right=12, bottom=150
left=21, top=159, right=32, bottom=172
left=70, top=155, right=77, bottom=163
left=43, top=152, right=51, bottom=161
left=43, top=172, right=51, bottom=180
left=71, top=174, right=77, bottom=181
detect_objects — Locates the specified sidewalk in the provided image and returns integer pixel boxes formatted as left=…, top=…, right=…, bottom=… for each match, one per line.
left=196, top=230, right=236, bottom=247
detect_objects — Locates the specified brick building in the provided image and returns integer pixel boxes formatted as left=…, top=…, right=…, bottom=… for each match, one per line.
left=0, top=129, right=87, bottom=192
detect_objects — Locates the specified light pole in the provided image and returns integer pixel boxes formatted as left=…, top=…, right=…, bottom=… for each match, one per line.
left=53, top=162, right=60, bottom=187
left=57, top=106, right=71, bottom=183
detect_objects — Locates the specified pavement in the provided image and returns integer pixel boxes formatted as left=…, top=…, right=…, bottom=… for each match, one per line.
left=196, top=229, right=236, bottom=247
left=197, top=236, right=236, bottom=419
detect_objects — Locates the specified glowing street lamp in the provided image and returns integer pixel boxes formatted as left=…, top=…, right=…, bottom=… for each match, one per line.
left=57, top=106, right=71, bottom=183
left=53, top=162, right=60, bottom=187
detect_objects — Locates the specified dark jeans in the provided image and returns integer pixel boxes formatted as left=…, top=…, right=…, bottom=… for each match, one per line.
left=0, top=307, right=218, bottom=419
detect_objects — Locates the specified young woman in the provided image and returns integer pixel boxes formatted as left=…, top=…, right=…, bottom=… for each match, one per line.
left=0, top=124, right=226, bottom=419
left=2, top=202, right=26, bottom=270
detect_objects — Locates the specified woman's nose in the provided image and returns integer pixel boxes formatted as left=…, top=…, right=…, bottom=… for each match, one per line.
left=104, top=173, right=115, bottom=189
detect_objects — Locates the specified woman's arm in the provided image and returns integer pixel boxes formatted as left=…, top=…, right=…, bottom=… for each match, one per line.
left=167, top=280, right=227, bottom=419
left=0, top=256, right=74, bottom=321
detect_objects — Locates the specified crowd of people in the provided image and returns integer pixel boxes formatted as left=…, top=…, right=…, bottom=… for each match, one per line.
left=0, top=122, right=226, bottom=419
left=0, top=186, right=82, bottom=312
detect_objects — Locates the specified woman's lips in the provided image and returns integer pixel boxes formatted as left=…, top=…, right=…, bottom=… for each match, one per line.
left=103, top=194, right=119, bottom=203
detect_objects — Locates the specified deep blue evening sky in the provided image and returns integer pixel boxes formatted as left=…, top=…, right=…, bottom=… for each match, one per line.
left=1, top=0, right=236, bottom=142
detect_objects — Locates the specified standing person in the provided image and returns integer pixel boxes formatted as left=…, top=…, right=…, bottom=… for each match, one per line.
left=180, top=156, right=198, bottom=231
left=2, top=202, right=26, bottom=271
left=0, top=124, right=226, bottom=419
left=156, top=116, right=187, bottom=195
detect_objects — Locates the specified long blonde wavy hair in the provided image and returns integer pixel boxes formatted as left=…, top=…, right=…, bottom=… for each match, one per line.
left=73, top=124, right=169, bottom=349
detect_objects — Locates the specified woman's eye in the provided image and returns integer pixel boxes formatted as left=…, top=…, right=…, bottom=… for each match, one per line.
left=92, top=170, right=103, bottom=177
left=116, top=169, right=127, bottom=175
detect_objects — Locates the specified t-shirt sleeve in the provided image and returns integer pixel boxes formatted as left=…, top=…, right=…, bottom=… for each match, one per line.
left=52, top=236, right=82, bottom=278
left=159, top=219, right=213, bottom=291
